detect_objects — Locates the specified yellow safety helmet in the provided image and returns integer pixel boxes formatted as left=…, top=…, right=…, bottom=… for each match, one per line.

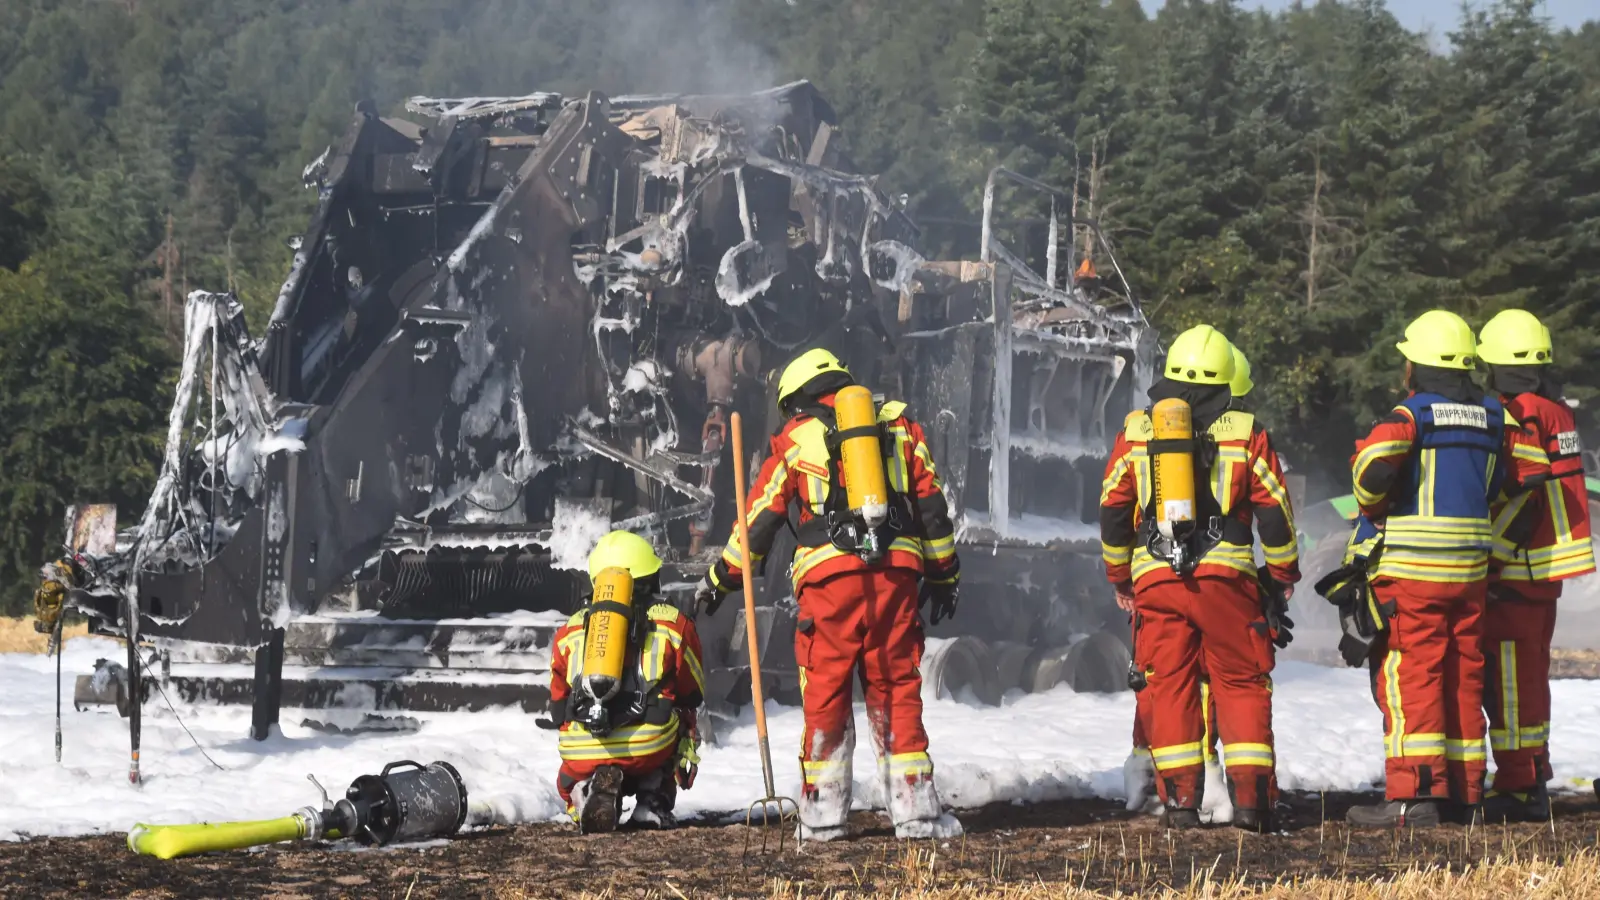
left=776, top=348, right=851, bottom=407
left=1477, top=309, right=1552, bottom=366
left=1164, top=324, right=1235, bottom=385
left=587, top=530, right=662, bottom=580
left=1396, top=309, right=1477, bottom=370
left=1229, top=345, right=1253, bottom=398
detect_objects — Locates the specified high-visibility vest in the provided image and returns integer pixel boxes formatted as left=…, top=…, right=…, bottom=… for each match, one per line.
left=1376, top=392, right=1505, bottom=583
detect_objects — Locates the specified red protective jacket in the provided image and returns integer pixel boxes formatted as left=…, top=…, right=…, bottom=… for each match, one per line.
left=549, top=602, right=705, bottom=765
left=1492, top=391, right=1596, bottom=593
left=1099, top=409, right=1300, bottom=590
left=711, top=393, right=959, bottom=593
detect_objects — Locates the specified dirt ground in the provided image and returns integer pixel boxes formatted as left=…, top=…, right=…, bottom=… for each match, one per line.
left=3, top=792, right=1598, bottom=900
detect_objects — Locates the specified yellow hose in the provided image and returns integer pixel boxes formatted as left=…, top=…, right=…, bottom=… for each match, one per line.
left=127, top=813, right=311, bottom=860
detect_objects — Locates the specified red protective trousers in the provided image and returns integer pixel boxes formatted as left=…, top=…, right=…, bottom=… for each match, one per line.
left=1134, top=576, right=1276, bottom=811
left=795, top=567, right=932, bottom=803
left=555, top=746, right=676, bottom=815
left=1370, top=577, right=1488, bottom=803
left=1482, top=583, right=1559, bottom=793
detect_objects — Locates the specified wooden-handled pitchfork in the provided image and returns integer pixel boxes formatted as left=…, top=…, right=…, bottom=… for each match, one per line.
left=729, top=412, right=800, bottom=855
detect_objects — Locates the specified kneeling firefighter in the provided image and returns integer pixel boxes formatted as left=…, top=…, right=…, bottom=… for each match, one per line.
left=1126, top=342, right=1267, bottom=820
left=1101, top=325, right=1300, bottom=832
left=1345, top=310, right=1512, bottom=828
left=1478, top=309, right=1593, bottom=823
left=695, top=348, right=963, bottom=841
left=543, top=531, right=706, bottom=833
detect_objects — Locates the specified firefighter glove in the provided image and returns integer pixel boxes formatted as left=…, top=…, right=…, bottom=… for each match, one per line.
left=694, top=574, right=726, bottom=617
left=33, top=580, right=66, bottom=635
left=922, top=580, right=959, bottom=625
left=674, top=733, right=700, bottom=790
left=1271, top=610, right=1295, bottom=649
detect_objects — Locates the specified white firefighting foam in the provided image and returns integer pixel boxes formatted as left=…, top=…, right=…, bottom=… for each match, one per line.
left=3, top=637, right=1599, bottom=841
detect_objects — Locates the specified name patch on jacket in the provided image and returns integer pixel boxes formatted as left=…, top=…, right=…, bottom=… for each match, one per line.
left=1558, top=431, right=1582, bottom=455
left=1430, top=403, right=1488, bottom=429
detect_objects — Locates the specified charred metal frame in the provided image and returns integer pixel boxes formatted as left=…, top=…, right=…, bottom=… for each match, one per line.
left=63, top=83, right=1153, bottom=736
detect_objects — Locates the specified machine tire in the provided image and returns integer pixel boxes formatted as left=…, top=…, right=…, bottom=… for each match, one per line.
left=920, top=636, right=1000, bottom=706
left=1027, top=632, right=1132, bottom=694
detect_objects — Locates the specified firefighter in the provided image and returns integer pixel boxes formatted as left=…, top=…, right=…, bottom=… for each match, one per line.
left=1346, top=310, right=1509, bottom=828
left=1125, top=341, right=1258, bottom=818
left=1102, top=326, right=1300, bottom=832
left=545, top=531, right=706, bottom=834
left=695, top=348, right=962, bottom=841
left=1478, top=309, right=1593, bottom=823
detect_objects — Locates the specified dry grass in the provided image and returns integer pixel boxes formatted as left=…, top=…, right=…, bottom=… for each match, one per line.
left=0, top=616, right=89, bottom=653
left=529, top=850, right=1600, bottom=899
left=1551, top=648, right=1600, bottom=680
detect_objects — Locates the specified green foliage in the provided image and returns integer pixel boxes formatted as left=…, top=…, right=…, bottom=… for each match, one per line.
left=0, top=250, right=173, bottom=613
left=0, top=0, right=1595, bottom=597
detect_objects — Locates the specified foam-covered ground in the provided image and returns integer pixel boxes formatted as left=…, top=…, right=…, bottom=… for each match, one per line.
left=3, top=637, right=1599, bottom=840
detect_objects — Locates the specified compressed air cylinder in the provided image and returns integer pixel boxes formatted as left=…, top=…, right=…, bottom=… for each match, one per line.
left=1150, top=398, right=1196, bottom=541
left=834, top=384, right=890, bottom=527
left=581, top=567, right=634, bottom=704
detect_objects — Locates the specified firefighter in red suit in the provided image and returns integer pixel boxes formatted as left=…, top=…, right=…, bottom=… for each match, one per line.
left=1346, top=310, right=1511, bottom=828
left=1102, top=324, right=1300, bottom=832
left=545, top=531, right=706, bottom=834
left=1126, top=343, right=1258, bottom=818
left=1478, top=309, right=1595, bottom=823
left=695, top=348, right=962, bottom=841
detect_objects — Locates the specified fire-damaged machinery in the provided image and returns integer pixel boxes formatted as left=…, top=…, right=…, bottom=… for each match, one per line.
left=60, top=81, right=1154, bottom=740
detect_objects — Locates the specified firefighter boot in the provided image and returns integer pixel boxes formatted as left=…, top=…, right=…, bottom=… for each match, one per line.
left=1124, top=749, right=1157, bottom=813
left=1484, top=786, right=1551, bottom=824
left=796, top=768, right=851, bottom=842
left=628, top=768, right=678, bottom=830
left=1161, top=806, right=1202, bottom=830
left=887, top=773, right=963, bottom=839
left=1232, top=807, right=1273, bottom=833
left=1200, top=759, right=1234, bottom=824
left=798, top=727, right=854, bottom=842
left=575, top=765, right=625, bottom=835
left=1346, top=799, right=1442, bottom=829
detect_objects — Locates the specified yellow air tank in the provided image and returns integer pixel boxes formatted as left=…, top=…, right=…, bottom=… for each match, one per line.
left=581, top=567, right=634, bottom=704
left=1150, top=398, right=1196, bottom=541
left=834, top=384, right=890, bottom=527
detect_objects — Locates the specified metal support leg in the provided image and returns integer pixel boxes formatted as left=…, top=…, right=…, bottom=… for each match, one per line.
left=251, top=628, right=285, bottom=741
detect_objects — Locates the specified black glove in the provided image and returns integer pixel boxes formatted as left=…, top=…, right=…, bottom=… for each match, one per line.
left=694, top=573, right=726, bottom=617
left=921, top=580, right=959, bottom=625
left=1271, top=610, right=1295, bottom=649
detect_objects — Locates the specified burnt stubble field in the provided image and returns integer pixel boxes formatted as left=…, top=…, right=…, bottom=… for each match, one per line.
left=3, top=792, right=1597, bottom=899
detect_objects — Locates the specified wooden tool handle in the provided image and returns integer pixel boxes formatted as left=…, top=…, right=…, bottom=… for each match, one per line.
left=730, top=412, right=778, bottom=798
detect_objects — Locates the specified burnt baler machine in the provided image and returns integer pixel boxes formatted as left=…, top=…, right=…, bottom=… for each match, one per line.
left=64, top=82, right=1154, bottom=740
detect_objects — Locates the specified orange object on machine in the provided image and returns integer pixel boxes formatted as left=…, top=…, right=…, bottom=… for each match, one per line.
left=834, top=384, right=890, bottom=528
left=580, top=567, right=634, bottom=704
left=1150, top=397, right=1196, bottom=543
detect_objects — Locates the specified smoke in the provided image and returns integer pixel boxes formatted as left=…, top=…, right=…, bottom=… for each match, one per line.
left=584, top=0, right=781, bottom=97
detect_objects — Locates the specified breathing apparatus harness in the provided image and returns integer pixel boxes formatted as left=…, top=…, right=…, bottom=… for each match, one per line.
left=1137, top=399, right=1247, bottom=575
left=536, top=571, right=676, bottom=738
left=789, top=390, right=912, bottom=566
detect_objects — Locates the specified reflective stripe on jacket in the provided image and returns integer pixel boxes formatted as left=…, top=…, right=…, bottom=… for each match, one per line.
left=1492, top=391, right=1595, bottom=582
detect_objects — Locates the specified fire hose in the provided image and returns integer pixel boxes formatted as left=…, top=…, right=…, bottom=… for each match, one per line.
left=127, top=760, right=485, bottom=859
